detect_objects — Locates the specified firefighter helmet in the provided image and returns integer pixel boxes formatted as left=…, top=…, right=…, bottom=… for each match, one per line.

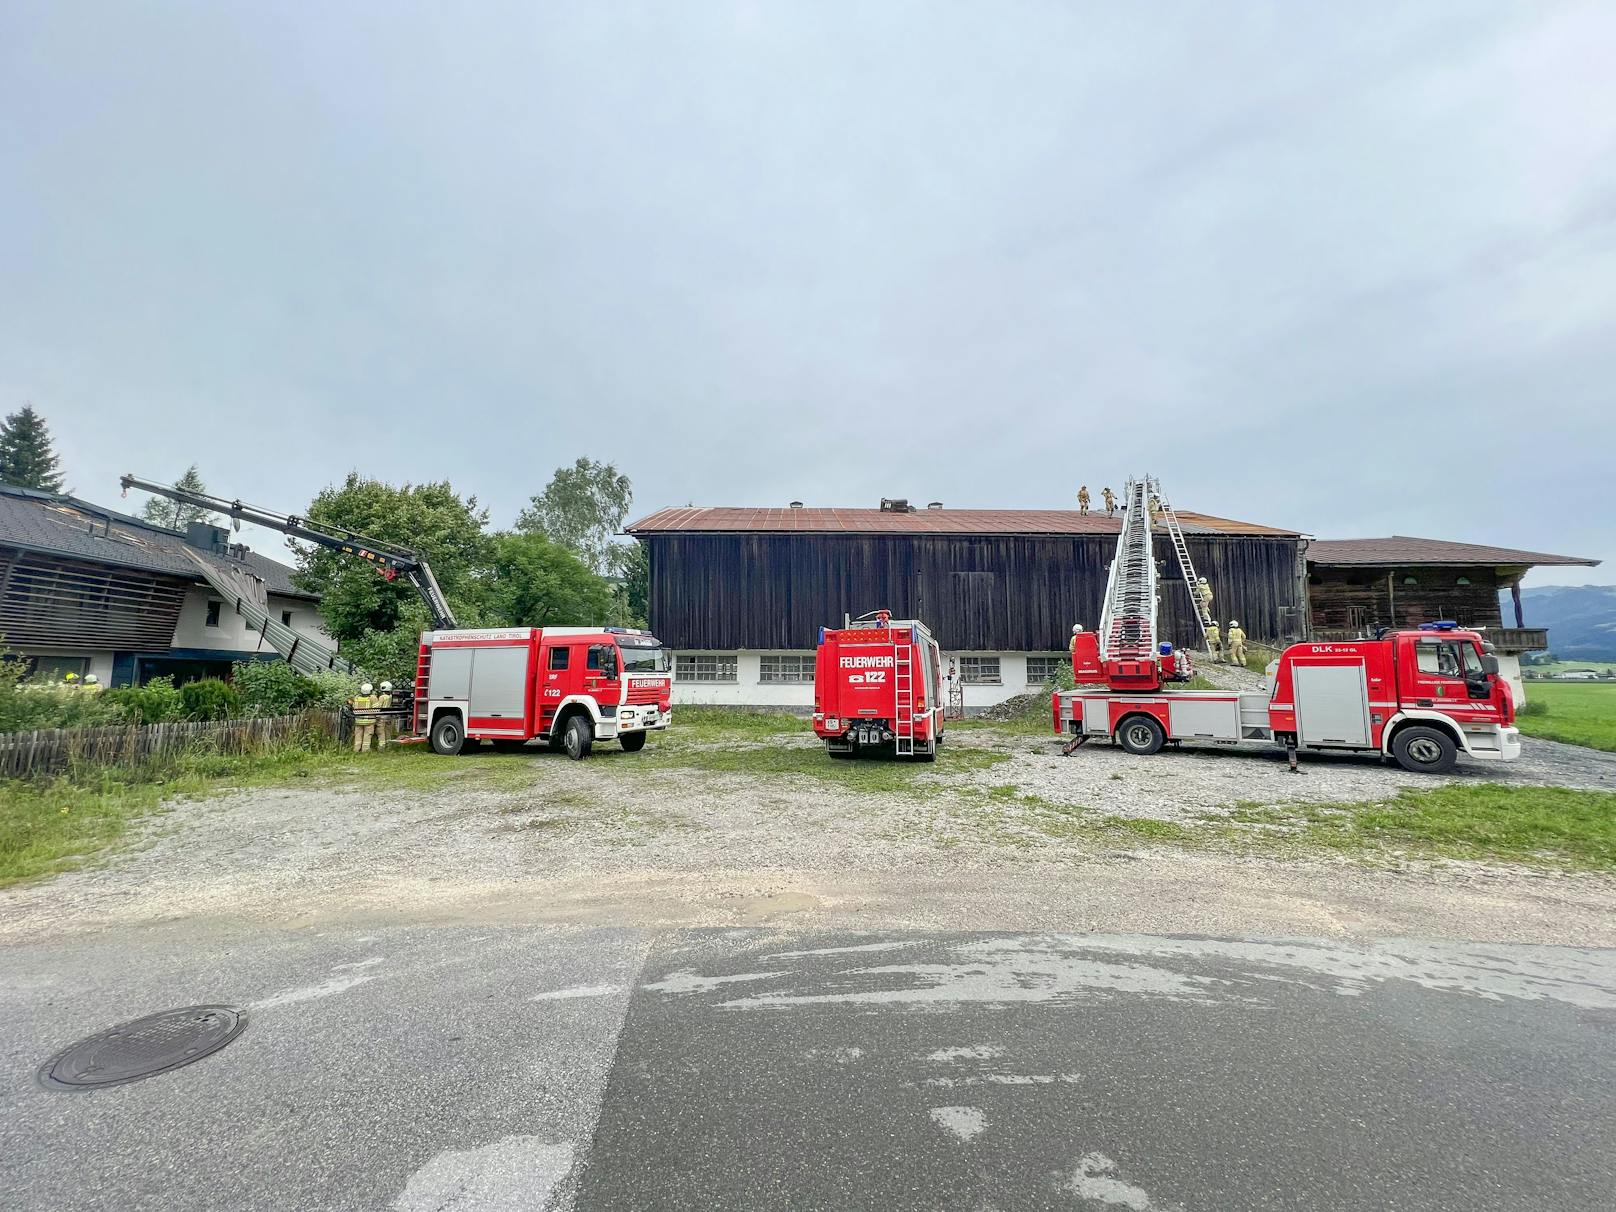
left=360, top=682, right=374, bottom=695
left=380, top=681, right=393, bottom=692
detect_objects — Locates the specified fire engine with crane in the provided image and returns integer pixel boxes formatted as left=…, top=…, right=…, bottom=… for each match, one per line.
left=813, top=610, right=945, bottom=760
left=121, top=475, right=673, bottom=759
left=1054, top=477, right=1521, bottom=775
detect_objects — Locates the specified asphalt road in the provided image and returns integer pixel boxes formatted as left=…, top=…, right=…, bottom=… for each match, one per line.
left=3, top=926, right=1614, bottom=1211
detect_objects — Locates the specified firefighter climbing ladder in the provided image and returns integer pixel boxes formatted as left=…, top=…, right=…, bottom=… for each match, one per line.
left=893, top=640, right=915, bottom=756
left=1151, top=481, right=1213, bottom=650
left=1097, top=478, right=1158, bottom=661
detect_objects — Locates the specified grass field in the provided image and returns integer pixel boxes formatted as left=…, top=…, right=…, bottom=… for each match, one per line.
left=1515, top=682, right=1616, bottom=752
left=1208, top=784, right=1616, bottom=869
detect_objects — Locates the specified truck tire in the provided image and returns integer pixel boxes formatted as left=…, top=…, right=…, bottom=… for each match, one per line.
left=619, top=731, right=647, bottom=753
left=430, top=714, right=464, bottom=756
left=1391, top=725, right=1457, bottom=774
left=1116, top=714, right=1166, bottom=756
left=562, top=714, right=594, bottom=761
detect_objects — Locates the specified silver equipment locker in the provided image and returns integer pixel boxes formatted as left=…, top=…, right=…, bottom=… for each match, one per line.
left=429, top=646, right=473, bottom=702
left=469, top=647, right=529, bottom=720
left=1293, top=663, right=1371, bottom=748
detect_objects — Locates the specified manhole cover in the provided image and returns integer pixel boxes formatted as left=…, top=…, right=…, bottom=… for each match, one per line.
left=38, top=1005, right=247, bottom=1092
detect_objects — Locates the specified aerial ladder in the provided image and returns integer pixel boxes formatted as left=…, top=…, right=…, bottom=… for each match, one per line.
left=120, top=475, right=459, bottom=678
left=1076, top=475, right=1203, bottom=698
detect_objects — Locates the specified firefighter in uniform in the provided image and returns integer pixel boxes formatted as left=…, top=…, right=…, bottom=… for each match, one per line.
left=1069, top=623, right=1085, bottom=654
left=351, top=682, right=377, bottom=752
left=375, top=681, right=394, bottom=746
left=1226, top=621, right=1247, bottom=667
left=1101, top=487, right=1116, bottom=516
left=1204, top=620, right=1222, bottom=661
left=1077, top=486, right=1091, bottom=514
left=1196, top=577, right=1214, bottom=619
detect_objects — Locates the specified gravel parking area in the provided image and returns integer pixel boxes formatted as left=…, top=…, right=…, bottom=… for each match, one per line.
left=4, top=709, right=1615, bottom=947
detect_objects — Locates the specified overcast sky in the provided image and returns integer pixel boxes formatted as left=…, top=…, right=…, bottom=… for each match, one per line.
left=3, top=2, right=1613, bottom=586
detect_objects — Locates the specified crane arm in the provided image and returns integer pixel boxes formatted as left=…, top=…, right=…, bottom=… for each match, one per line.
left=120, top=474, right=459, bottom=631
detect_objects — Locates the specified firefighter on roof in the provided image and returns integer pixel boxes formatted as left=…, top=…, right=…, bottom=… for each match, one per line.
left=1077, top=486, right=1090, bottom=514
left=1102, top=487, right=1116, bottom=516
left=1226, top=621, right=1247, bottom=666
left=351, top=682, right=377, bottom=752
left=1205, top=620, right=1222, bottom=661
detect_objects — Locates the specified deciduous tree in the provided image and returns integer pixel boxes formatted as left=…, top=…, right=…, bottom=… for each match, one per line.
left=516, top=458, right=632, bottom=575
left=139, top=465, right=218, bottom=529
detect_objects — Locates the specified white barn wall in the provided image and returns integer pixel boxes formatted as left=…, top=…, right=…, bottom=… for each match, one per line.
left=670, top=649, right=1048, bottom=712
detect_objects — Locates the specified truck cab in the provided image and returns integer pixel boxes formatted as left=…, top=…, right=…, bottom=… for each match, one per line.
left=415, top=626, right=672, bottom=759
left=1266, top=624, right=1517, bottom=772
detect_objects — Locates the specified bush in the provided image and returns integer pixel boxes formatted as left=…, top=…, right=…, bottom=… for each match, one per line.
left=303, top=669, right=362, bottom=710
left=0, top=656, right=127, bottom=731
left=231, top=660, right=318, bottom=716
left=179, top=678, right=241, bottom=721
left=102, top=676, right=183, bottom=724
left=1516, top=699, right=1548, bottom=717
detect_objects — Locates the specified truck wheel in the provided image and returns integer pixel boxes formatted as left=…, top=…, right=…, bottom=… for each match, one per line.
left=1392, top=725, right=1457, bottom=774
left=430, top=714, right=464, bottom=756
left=562, top=714, right=594, bottom=761
left=1116, top=715, right=1166, bottom=756
left=619, top=731, right=647, bottom=753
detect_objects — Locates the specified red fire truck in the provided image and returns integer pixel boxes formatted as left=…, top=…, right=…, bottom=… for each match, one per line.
left=813, top=611, right=945, bottom=760
left=1055, top=624, right=1519, bottom=774
left=413, top=626, right=672, bottom=759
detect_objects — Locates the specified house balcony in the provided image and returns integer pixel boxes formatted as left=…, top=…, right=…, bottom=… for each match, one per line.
left=1310, top=626, right=1550, bottom=653
left=1476, top=627, right=1549, bottom=654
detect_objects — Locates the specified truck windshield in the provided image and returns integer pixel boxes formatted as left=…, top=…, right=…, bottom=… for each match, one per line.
left=616, top=639, right=670, bottom=673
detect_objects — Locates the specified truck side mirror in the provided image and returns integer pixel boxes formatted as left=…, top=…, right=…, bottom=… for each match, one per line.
left=1481, top=654, right=1499, bottom=676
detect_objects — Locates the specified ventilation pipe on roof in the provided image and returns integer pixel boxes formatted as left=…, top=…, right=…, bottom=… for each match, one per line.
left=879, top=498, right=916, bottom=513
left=927, top=501, right=943, bottom=510
left=789, top=500, right=804, bottom=509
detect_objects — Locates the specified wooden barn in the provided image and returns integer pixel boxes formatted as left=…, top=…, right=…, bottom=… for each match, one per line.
left=626, top=503, right=1308, bottom=708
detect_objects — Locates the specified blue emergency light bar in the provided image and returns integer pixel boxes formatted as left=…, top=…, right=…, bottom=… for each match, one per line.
left=1417, top=621, right=1460, bottom=631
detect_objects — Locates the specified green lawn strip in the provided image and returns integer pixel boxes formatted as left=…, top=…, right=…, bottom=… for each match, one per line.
left=1514, top=683, right=1616, bottom=752
left=1202, top=784, right=1616, bottom=868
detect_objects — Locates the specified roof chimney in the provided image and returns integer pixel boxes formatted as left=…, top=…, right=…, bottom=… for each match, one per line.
left=927, top=501, right=943, bottom=510
left=879, top=498, right=916, bottom=513
left=788, top=500, right=804, bottom=509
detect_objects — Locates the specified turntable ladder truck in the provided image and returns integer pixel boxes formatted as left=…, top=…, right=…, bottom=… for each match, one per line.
left=1056, top=476, right=1520, bottom=775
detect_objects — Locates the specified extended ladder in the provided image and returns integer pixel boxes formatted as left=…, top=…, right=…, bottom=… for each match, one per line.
left=893, top=640, right=915, bottom=756
left=1151, top=481, right=1212, bottom=650
left=1097, top=478, right=1158, bottom=662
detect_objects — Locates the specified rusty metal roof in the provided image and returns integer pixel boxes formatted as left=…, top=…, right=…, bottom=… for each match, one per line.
left=1307, top=536, right=1600, bottom=568
left=625, top=506, right=1301, bottom=538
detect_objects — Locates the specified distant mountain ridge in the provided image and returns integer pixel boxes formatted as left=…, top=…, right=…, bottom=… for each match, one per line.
left=1504, top=584, right=1616, bottom=660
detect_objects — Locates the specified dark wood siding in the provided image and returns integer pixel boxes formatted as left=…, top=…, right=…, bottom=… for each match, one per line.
left=642, top=532, right=1307, bottom=651
left=1309, top=567, right=1505, bottom=635
left=0, top=547, right=189, bottom=650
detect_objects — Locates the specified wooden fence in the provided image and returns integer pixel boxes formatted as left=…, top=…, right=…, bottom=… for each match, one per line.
left=0, top=709, right=341, bottom=780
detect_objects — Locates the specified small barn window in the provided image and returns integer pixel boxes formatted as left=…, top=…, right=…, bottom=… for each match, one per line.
left=959, top=656, right=1001, bottom=685
left=676, top=653, right=737, bottom=683
left=760, top=654, right=814, bottom=684
left=281, top=609, right=294, bottom=626
left=1025, top=655, right=1066, bottom=684
left=205, top=600, right=222, bottom=627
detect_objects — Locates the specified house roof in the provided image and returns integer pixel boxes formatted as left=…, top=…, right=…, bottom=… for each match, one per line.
left=625, top=506, right=1301, bottom=538
left=1307, top=536, right=1600, bottom=569
left=0, top=485, right=318, bottom=599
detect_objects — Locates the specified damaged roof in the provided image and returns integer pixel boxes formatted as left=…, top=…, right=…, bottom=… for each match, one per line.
left=0, top=485, right=318, bottom=599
